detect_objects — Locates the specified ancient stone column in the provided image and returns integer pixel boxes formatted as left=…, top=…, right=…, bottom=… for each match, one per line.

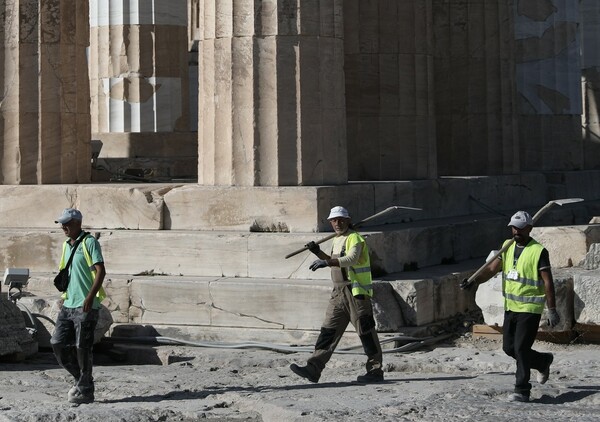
left=580, top=0, right=600, bottom=169
left=89, top=0, right=196, bottom=178
left=0, top=0, right=36, bottom=184
left=197, top=0, right=347, bottom=186
left=433, top=0, right=519, bottom=176
left=0, top=0, right=90, bottom=184
left=514, top=0, right=583, bottom=171
left=344, top=0, right=437, bottom=180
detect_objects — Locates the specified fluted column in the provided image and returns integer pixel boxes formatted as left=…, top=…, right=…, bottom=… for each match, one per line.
left=0, top=0, right=36, bottom=184
left=197, top=0, right=347, bottom=186
left=514, top=0, right=582, bottom=171
left=344, top=0, right=437, bottom=180
left=580, top=0, right=600, bottom=169
left=433, top=0, right=518, bottom=176
left=89, top=0, right=190, bottom=133
left=0, top=0, right=90, bottom=184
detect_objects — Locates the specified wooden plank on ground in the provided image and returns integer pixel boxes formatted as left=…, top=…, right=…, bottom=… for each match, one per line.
left=574, top=323, right=600, bottom=343
left=472, top=324, right=502, bottom=340
left=472, top=324, right=575, bottom=344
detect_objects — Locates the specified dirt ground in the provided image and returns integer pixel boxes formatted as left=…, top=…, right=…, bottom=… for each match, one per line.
left=1, top=334, right=599, bottom=422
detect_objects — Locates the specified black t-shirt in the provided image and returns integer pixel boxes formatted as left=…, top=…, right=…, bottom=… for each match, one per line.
left=511, top=244, right=551, bottom=271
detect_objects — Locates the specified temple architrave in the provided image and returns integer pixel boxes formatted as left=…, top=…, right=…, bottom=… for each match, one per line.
left=1, top=0, right=600, bottom=347
left=1, top=0, right=598, bottom=185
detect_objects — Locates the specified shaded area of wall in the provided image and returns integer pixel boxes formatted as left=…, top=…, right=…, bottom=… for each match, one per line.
left=344, top=0, right=437, bottom=180
left=515, top=0, right=583, bottom=171
left=433, top=0, right=519, bottom=176
left=580, top=0, right=600, bottom=170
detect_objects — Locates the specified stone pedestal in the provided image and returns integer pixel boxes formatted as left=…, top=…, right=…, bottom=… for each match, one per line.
left=197, top=0, right=347, bottom=186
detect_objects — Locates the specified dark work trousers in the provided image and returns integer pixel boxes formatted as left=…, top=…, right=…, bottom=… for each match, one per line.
left=502, top=310, right=549, bottom=396
left=306, top=284, right=382, bottom=377
left=51, top=307, right=99, bottom=396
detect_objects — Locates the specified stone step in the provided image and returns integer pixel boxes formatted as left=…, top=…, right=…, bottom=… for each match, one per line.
left=0, top=221, right=598, bottom=281
left=17, top=255, right=600, bottom=348
left=2, top=174, right=598, bottom=348
left=17, top=260, right=478, bottom=343
left=1, top=171, right=599, bottom=232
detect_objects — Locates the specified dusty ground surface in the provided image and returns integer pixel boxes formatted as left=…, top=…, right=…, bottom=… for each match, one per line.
left=0, top=334, right=599, bottom=422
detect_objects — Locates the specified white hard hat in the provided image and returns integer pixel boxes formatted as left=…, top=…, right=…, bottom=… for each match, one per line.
left=327, top=206, right=350, bottom=220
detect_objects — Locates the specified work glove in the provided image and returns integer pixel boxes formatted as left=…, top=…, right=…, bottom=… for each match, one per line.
left=309, top=259, right=329, bottom=271
left=459, top=278, right=473, bottom=290
left=305, top=241, right=321, bottom=256
left=547, top=308, right=560, bottom=328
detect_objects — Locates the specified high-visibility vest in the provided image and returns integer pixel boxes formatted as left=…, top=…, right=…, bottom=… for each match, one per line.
left=59, top=234, right=106, bottom=302
left=345, top=231, right=373, bottom=297
left=501, top=239, right=545, bottom=314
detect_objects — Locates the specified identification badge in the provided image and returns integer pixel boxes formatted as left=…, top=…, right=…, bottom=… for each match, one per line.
left=507, top=269, right=519, bottom=280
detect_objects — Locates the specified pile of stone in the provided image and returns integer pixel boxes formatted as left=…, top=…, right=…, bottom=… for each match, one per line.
left=0, top=297, right=37, bottom=361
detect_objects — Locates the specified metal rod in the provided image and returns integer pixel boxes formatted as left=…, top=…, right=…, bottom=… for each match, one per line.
left=284, top=205, right=422, bottom=259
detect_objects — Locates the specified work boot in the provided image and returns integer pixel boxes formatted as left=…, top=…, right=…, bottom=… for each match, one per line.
left=68, top=386, right=94, bottom=404
left=507, top=393, right=529, bottom=403
left=537, top=352, right=554, bottom=384
left=68, top=387, right=94, bottom=404
left=356, top=371, right=384, bottom=383
left=290, top=363, right=320, bottom=383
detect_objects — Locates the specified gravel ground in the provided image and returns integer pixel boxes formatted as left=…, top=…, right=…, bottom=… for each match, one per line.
left=0, top=335, right=599, bottom=422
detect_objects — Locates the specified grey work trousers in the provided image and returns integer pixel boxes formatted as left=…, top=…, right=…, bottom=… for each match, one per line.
left=307, top=284, right=382, bottom=376
left=50, top=306, right=99, bottom=395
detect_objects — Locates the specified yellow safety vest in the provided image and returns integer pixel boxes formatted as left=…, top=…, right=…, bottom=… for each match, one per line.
left=59, top=234, right=106, bottom=302
left=345, top=232, right=373, bottom=297
left=501, top=239, right=545, bottom=314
